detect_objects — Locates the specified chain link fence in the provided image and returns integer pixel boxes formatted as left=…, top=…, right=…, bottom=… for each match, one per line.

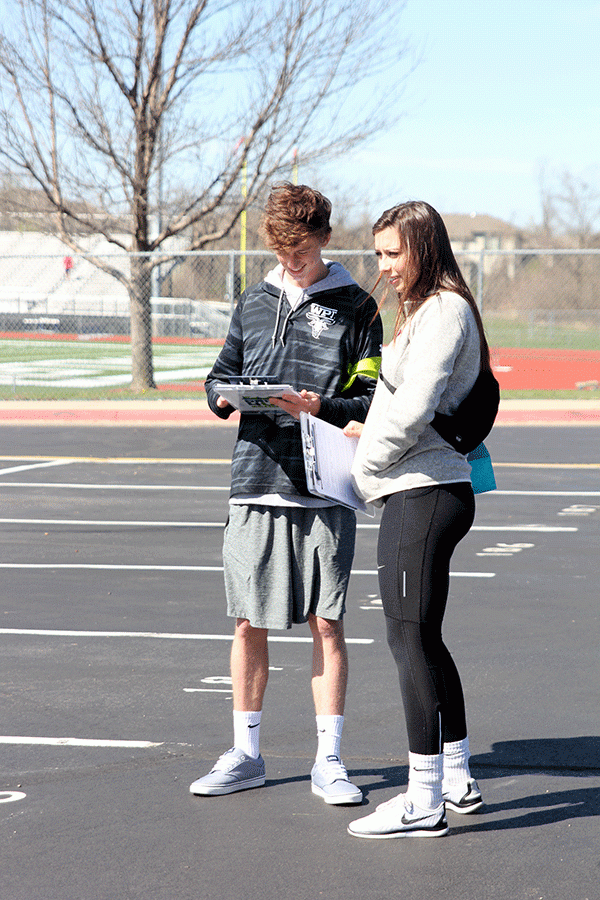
left=1, top=238, right=599, bottom=399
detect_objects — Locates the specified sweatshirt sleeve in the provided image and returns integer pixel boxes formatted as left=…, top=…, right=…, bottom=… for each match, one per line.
left=318, top=294, right=383, bottom=428
left=204, top=298, right=245, bottom=420
left=357, top=297, right=467, bottom=475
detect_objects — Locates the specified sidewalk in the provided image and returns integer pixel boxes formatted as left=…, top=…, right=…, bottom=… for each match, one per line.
left=0, top=398, right=599, bottom=426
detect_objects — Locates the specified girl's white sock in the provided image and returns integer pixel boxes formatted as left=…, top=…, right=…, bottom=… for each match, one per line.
left=443, top=736, right=472, bottom=790
left=406, top=750, right=444, bottom=810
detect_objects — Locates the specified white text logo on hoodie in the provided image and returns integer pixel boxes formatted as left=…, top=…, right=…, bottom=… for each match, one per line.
left=306, top=303, right=337, bottom=339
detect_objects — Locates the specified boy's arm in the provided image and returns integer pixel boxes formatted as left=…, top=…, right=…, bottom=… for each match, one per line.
left=319, top=295, right=383, bottom=428
left=204, top=301, right=244, bottom=420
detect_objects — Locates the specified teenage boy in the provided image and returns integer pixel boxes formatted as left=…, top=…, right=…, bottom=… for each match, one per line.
left=190, top=182, right=382, bottom=804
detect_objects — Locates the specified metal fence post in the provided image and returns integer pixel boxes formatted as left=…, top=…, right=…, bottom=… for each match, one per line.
left=477, top=248, right=485, bottom=313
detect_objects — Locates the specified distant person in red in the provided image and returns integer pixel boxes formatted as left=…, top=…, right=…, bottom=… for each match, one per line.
left=64, top=256, right=73, bottom=278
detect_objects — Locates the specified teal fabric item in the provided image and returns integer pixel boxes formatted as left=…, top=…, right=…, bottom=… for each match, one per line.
left=467, top=442, right=496, bottom=494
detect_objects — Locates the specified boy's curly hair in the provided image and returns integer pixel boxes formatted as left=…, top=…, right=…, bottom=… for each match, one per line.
left=260, top=182, right=332, bottom=251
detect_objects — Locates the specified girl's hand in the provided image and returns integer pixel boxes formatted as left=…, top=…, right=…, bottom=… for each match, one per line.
left=343, top=420, right=363, bottom=438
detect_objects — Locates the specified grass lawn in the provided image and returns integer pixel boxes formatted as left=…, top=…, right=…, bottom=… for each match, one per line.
left=0, top=337, right=220, bottom=400
left=1, top=329, right=599, bottom=402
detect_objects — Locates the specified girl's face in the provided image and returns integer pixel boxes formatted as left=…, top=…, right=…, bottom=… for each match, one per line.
left=374, top=226, right=408, bottom=294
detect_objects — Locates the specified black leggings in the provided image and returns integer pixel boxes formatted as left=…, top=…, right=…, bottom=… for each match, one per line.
left=377, top=483, right=475, bottom=756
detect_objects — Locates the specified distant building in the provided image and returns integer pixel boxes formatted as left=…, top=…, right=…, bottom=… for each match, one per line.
left=443, top=213, right=523, bottom=281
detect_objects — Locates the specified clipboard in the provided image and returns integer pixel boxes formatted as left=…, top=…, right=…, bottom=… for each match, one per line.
left=300, top=412, right=375, bottom=516
left=214, top=379, right=301, bottom=413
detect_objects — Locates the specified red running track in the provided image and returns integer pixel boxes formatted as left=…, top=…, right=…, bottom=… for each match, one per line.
left=492, top=348, right=600, bottom=391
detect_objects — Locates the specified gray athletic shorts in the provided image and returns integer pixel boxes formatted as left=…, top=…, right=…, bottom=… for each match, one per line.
left=223, top=504, right=356, bottom=630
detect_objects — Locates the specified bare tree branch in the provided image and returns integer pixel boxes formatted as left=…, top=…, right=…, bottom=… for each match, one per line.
left=0, top=0, right=413, bottom=389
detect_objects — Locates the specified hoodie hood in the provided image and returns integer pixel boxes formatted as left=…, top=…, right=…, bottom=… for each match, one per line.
left=265, top=259, right=357, bottom=295
left=266, top=260, right=358, bottom=346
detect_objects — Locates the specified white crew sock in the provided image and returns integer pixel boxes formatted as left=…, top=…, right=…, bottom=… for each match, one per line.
left=315, top=714, right=344, bottom=762
left=406, top=751, right=444, bottom=810
left=233, top=710, right=262, bottom=759
left=443, top=736, right=472, bottom=790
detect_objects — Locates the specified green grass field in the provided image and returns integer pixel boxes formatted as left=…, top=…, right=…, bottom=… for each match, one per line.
left=0, top=337, right=221, bottom=400
left=1, top=318, right=599, bottom=401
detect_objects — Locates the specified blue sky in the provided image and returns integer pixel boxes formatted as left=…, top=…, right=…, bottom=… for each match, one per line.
left=323, top=0, right=600, bottom=227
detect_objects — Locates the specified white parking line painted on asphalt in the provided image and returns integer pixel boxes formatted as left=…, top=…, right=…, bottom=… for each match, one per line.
left=0, top=456, right=229, bottom=464
left=0, top=628, right=374, bottom=645
left=0, top=517, right=578, bottom=533
left=0, top=460, right=72, bottom=475
left=0, top=482, right=229, bottom=491
left=468, top=525, right=577, bottom=532
left=0, top=563, right=225, bottom=571
left=492, top=490, right=600, bottom=496
left=0, top=791, right=27, bottom=803
left=351, top=569, right=495, bottom=577
left=0, top=563, right=493, bottom=578
left=494, top=462, right=600, bottom=469
left=183, top=688, right=232, bottom=693
left=0, top=518, right=225, bottom=527
left=0, top=736, right=162, bottom=748
left=356, top=523, right=577, bottom=532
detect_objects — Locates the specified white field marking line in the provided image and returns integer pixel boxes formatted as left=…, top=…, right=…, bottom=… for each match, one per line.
left=0, top=564, right=224, bottom=571
left=0, top=736, right=162, bottom=748
left=183, top=688, right=232, bottom=693
left=351, top=569, right=494, bottom=578
left=0, top=518, right=574, bottom=533
left=2, top=482, right=596, bottom=498
left=4, top=457, right=597, bottom=470
left=357, top=523, right=577, bottom=533
left=0, top=563, right=493, bottom=578
left=493, top=462, right=600, bottom=470
left=0, top=628, right=373, bottom=645
left=0, top=460, right=72, bottom=476
left=0, top=455, right=229, bottom=464
left=0, top=482, right=229, bottom=491
left=491, top=491, right=600, bottom=497
left=0, top=456, right=596, bottom=470
left=0, top=518, right=225, bottom=527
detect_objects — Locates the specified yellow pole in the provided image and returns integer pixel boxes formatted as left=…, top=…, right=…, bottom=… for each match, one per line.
left=240, top=157, right=247, bottom=293
left=292, top=147, right=298, bottom=185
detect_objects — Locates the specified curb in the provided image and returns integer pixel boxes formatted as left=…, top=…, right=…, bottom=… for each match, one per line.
left=0, top=400, right=598, bottom=427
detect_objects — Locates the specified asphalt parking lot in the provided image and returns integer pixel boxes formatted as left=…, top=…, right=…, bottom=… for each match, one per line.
left=1, top=422, right=599, bottom=900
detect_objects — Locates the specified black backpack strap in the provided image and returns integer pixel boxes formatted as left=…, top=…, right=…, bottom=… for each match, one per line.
left=378, top=370, right=397, bottom=394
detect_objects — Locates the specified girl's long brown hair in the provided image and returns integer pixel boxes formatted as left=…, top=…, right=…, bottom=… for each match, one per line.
left=373, top=201, right=492, bottom=372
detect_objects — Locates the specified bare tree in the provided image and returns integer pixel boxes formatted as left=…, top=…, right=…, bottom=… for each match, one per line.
left=539, top=166, right=600, bottom=248
left=536, top=166, right=600, bottom=310
left=0, top=0, right=411, bottom=390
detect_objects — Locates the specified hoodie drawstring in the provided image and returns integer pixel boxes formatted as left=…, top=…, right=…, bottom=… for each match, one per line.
left=271, top=287, right=285, bottom=348
left=271, top=286, right=301, bottom=347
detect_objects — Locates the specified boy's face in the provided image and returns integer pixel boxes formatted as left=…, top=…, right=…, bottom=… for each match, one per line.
left=275, top=233, right=330, bottom=290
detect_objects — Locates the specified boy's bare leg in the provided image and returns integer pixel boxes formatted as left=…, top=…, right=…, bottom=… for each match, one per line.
left=308, top=614, right=348, bottom=715
left=308, top=613, right=362, bottom=803
left=230, top=618, right=269, bottom=711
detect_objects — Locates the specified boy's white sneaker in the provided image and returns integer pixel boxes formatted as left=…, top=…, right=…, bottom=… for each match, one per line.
left=311, top=755, right=363, bottom=805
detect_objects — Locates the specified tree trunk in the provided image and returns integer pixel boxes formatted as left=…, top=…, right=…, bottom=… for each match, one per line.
left=129, top=255, right=156, bottom=391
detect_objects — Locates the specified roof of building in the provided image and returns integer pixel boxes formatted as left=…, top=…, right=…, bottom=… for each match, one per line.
left=443, top=213, right=520, bottom=240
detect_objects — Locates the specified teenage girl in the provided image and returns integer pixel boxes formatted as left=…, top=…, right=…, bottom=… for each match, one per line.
left=345, top=200, right=489, bottom=838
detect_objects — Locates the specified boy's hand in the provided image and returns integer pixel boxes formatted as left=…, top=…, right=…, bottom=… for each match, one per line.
left=270, top=390, right=321, bottom=420
left=216, top=395, right=231, bottom=409
left=343, top=420, right=363, bottom=438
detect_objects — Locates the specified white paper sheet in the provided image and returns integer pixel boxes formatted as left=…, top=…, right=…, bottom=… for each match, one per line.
left=300, top=412, right=374, bottom=516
